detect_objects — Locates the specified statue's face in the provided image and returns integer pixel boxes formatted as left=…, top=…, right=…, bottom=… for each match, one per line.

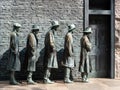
left=15, top=27, right=20, bottom=32
left=87, top=33, right=92, bottom=38
left=33, top=30, right=39, bottom=37
left=35, top=31, right=39, bottom=34
left=71, top=29, right=75, bottom=33
left=53, top=26, right=59, bottom=31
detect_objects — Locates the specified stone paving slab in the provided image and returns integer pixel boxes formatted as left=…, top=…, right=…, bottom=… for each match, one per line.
left=0, top=78, right=120, bottom=90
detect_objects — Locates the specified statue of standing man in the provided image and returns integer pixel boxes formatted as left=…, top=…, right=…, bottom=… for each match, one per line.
left=24, top=25, right=39, bottom=84
left=43, top=21, right=59, bottom=84
left=63, top=24, right=76, bottom=83
left=79, top=27, right=92, bottom=83
left=7, top=23, right=21, bottom=85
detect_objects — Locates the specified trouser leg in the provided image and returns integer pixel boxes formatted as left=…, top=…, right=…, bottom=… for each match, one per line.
left=81, top=72, right=89, bottom=82
left=64, top=67, right=73, bottom=83
left=81, top=72, right=86, bottom=82
left=10, top=71, right=20, bottom=85
left=44, top=68, right=54, bottom=84
left=85, top=73, right=89, bottom=82
left=44, top=68, right=51, bottom=80
left=27, top=71, right=36, bottom=84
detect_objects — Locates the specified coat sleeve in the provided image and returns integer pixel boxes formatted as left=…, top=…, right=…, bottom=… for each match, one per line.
left=10, top=33, right=16, bottom=54
left=66, top=34, right=73, bottom=56
left=49, top=32, right=55, bottom=50
left=28, top=34, right=35, bottom=55
left=84, top=37, right=92, bottom=52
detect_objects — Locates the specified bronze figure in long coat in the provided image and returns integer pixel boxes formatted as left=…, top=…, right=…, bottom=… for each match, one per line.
left=8, top=31, right=20, bottom=71
left=63, top=31, right=74, bottom=68
left=63, top=24, right=75, bottom=83
left=25, top=33, right=38, bottom=71
left=24, top=25, right=39, bottom=84
left=44, top=30, right=58, bottom=69
left=7, top=23, right=21, bottom=85
left=43, top=21, right=59, bottom=84
left=79, top=27, right=92, bottom=82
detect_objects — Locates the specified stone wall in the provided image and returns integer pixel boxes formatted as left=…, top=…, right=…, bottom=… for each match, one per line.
left=0, top=0, right=83, bottom=80
left=115, top=0, right=120, bottom=79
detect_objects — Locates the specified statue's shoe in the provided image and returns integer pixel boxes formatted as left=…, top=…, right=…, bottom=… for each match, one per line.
left=9, top=81, right=20, bottom=85
left=43, top=79, right=55, bottom=84
left=27, top=79, right=37, bottom=85
left=84, top=78, right=89, bottom=83
left=64, top=79, right=74, bottom=83
left=82, top=78, right=89, bottom=83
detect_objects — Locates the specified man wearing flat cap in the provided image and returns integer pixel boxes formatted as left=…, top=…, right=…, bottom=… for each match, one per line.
left=24, top=25, right=39, bottom=84
left=79, top=27, right=92, bottom=83
left=43, top=21, right=59, bottom=84
left=7, top=23, right=21, bottom=85
left=63, top=24, right=76, bottom=83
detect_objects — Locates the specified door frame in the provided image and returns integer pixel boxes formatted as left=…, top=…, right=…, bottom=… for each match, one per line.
left=84, top=0, right=115, bottom=78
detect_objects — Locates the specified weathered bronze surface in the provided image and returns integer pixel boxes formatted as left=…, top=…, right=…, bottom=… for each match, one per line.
left=79, top=27, right=92, bottom=82
left=43, top=21, right=59, bottom=84
left=7, top=23, right=21, bottom=85
left=63, top=24, right=76, bottom=83
left=24, top=25, right=39, bottom=84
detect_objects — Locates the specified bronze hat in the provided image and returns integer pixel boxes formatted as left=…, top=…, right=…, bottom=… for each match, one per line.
left=68, top=24, right=76, bottom=31
left=83, top=27, right=92, bottom=33
left=32, top=25, right=39, bottom=31
left=13, top=23, right=21, bottom=28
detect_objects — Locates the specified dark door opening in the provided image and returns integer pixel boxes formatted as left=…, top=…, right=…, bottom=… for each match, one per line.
left=89, top=15, right=111, bottom=78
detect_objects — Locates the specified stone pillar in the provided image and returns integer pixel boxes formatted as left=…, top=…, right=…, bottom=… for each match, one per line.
left=115, top=0, right=120, bottom=79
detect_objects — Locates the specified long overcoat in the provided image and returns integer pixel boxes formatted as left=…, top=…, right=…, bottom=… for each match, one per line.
left=63, top=32, right=75, bottom=68
left=43, top=30, right=58, bottom=69
left=7, top=32, right=21, bottom=71
left=79, top=35, right=92, bottom=73
left=24, top=32, right=38, bottom=72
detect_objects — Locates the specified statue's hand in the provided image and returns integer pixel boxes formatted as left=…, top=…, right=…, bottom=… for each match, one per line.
left=32, top=56, right=36, bottom=61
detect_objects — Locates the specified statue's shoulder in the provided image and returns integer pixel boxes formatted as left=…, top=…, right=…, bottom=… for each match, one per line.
left=82, top=35, right=89, bottom=43
left=28, top=33, right=34, bottom=37
left=47, top=30, right=53, bottom=36
left=82, top=35, right=88, bottom=39
left=10, top=32, right=16, bottom=37
left=66, top=32, right=72, bottom=41
left=66, top=32, right=72, bottom=38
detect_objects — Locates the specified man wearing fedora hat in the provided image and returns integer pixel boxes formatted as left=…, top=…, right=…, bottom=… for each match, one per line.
left=7, top=23, right=21, bottom=85
left=43, top=21, right=59, bottom=84
left=24, top=25, right=39, bottom=84
left=63, top=24, right=76, bottom=83
left=79, top=26, right=92, bottom=82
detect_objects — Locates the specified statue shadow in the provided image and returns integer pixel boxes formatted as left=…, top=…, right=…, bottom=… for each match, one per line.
left=51, top=48, right=64, bottom=80
left=33, top=48, right=45, bottom=80
left=0, top=48, right=66, bottom=81
left=16, top=47, right=27, bottom=80
left=0, top=49, right=10, bottom=80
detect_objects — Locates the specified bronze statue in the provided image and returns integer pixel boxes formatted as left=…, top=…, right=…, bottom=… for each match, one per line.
left=43, top=21, right=59, bottom=84
left=79, top=27, right=92, bottom=82
left=24, top=25, right=39, bottom=84
left=7, top=23, right=21, bottom=85
left=63, top=24, right=75, bottom=83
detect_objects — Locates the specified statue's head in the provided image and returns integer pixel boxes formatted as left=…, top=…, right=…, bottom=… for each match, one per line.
left=13, top=23, right=21, bottom=32
left=51, top=21, right=59, bottom=31
left=68, top=24, right=76, bottom=33
left=32, top=25, right=39, bottom=34
left=83, top=27, right=92, bottom=35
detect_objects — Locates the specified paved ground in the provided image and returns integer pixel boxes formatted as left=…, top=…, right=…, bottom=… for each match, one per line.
left=0, top=78, right=120, bottom=90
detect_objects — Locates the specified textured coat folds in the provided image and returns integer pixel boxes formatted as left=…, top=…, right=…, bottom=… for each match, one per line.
left=44, top=30, right=58, bottom=69
left=63, top=32, right=75, bottom=68
left=7, top=32, right=21, bottom=71
left=79, top=35, right=92, bottom=73
left=24, top=33, right=38, bottom=72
